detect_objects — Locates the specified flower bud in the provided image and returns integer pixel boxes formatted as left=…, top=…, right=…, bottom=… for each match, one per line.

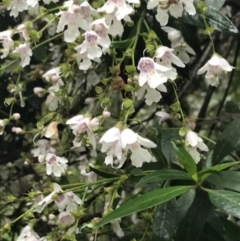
left=49, top=214, right=56, bottom=220
left=12, top=113, right=21, bottom=120
left=34, top=87, right=45, bottom=97
left=42, top=216, right=47, bottom=222
left=103, top=110, right=111, bottom=118
left=12, top=127, right=23, bottom=134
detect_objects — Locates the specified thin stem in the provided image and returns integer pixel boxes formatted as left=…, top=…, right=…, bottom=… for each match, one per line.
left=202, top=16, right=216, bottom=53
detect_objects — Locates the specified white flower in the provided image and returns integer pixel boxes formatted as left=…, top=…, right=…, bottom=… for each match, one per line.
left=16, top=24, right=30, bottom=41
left=155, top=110, right=170, bottom=124
left=91, top=18, right=111, bottom=52
left=45, top=85, right=63, bottom=111
left=137, top=84, right=167, bottom=106
left=111, top=219, right=125, bottom=238
left=56, top=1, right=93, bottom=42
left=8, top=0, right=28, bottom=18
left=42, top=67, right=64, bottom=86
left=44, top=153, right=68, bottom=177
left=137, top=57, right=170, bottom=88
left=100, top=127, right=157, bottom=168
left=98, top=0, right=139, bottom=21
left=31, top=139, right=56, bottom=162
left=197, top=54, right=234, bottom=87
left=0, top=30, right=14, bottom=58
left=105, top=13, right=125, bottom=37
left=43, top=121, right=59, bottom=140
left=147, top=0, right=196, bottom=26
left=162, top=27, right=195, bottom=64
left=55, top=192, right=82, bottom=212
left=43, top=0, right=59, bottom=4
left=185, top=130, right=209, bottom=163
left=58, top=212, right=75, bottom=226
left=35, top=183, right=62, bottom=213
left=121, top=128, right=157, bottom=167
left=16, top=225, right=45, bottom=241
left=66, top=115, right=99, bottom=149
left=13, top=43, right=32, bottom=67
left=0, top=119, right=7, bottom=135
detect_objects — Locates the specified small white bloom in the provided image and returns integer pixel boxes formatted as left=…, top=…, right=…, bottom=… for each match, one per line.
left=137, top=57, right=170, bottom=88
left=55, top=192, right=82, bottom=212
left=31, top=139, right=56, bottom=162
left=59, top=211, right=75, bottom=226
left=43, top=0, right=59, bottom=4
left=13, top=43, right=32, bottom=67
left=45, top=85, right=63, bottom=111
left=0, top=119, right=7, bottom=135
left=56, top=1, right=92, bottom=42
left=8, top=0, right=28, bottom=18
left=43, top=121, right=59, bottom=140
left=155, top=110, right=170, bottom=124
left=197, top=54, right=234, bottom=87
left=66, top=115, right=99, bottom=149
left=185, top=130, right=209, bottom=163
left=111, top=219, right=125, bottom=238
left=105, top=13, right=125, bottom=37
left=0, top=30, right=14, bottom=58
left=162, top=27, right=195, bottom=64
left=147, top=0, right=196, bottom=26
left=45, top=153, right=68, bottom=177
left=17, top=24, right=30, bottom=41
left=42, top=67, right=63, bottom=86
left=16, top=225, right=45, bottom=241
left=121, top=128, right=157, bottom=167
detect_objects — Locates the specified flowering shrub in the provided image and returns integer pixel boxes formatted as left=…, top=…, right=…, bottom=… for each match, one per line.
left=1, top=0, right=240, bottom=240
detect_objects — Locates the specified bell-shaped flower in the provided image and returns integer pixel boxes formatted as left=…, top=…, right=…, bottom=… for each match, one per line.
left=98, top=0, right=139, bottom=21
left=35, top=183, right=62, bottom=213
left=99, top=127, right=125, bottom=167
left=100, top=127, right=157, bottom=167
left=31, top=139, right=56, bottom=162
left=58, top=211, right=75, bottom=226
left=162, top=27, right=195, bottom=64
left=43, top=153, right=68, bottom=177
left=0, top=30, right=14, bottom=58
left=91, top=18, right=111, bottom=52
left=16, top=225, right=45, bottom=241
left=13, top=43, right=32, bottom=67
left=56, top=1, right=88, bottom=43
left=148, top=0, right=196, bottom=26
left=137, top=84, right=167, bottom=106
left=185, top=130, right=209, bottom=164
left=197, top=54, right=234, bottom=87
left=137, top=57, right=170, bottom=89
left=120, top=128, right=157, bottom=167
left=155, top=110, right=170, bottom=124
left=42, top=67, right=64, bottom=86
left=55, top=191, right=82, bottom=212
left=66, top=115, right=99, bottom=149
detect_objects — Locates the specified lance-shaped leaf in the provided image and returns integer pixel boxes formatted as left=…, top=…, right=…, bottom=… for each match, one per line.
left=172, top=142, right=197, bottom=180
left=136, top=169, right=191, bottom=188
left=94, top=186, right=192, bottom=228
left=207, top=189, right=240, bottom=218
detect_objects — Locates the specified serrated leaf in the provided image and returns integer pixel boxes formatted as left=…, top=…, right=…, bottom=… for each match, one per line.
left=206, top=170, right=240, bottom=192
left=94, top=186, right=192, bottom=228
left=212, top=116, right=240, bottom=164
left=152, top=199, right=178, bottom=241
left=136, top=169, right=191, bottom=188
left=172, top=142, right=197, bottom=179
left=193, top=161, right=240, bottom=181
left=207, top=189, right=240, bottom=218
left=181, top=1, right=238, bottom=34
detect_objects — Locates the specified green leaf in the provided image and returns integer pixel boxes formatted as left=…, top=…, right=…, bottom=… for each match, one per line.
left=136, top=169, right=191, bottom=188
left=193, top=161, right=240, bottom=181
left=172, top=142, right=197, bottom=179
left=175, top=191, right=213, bottom=241
left=206, top=0, right=226, bottom=10
left=181, top=1, right=238, bottom=34
left=207, top=189, right=240, bottom=218
left=206, top=170, right=240, bottom=192
left=212, top=116, right=240, bottom=164
left=89, top=166, right=122, bottom=178
left=94, top=186, right=192, bottom=228
left=152, top=199, right=178, bottom=241
left=111, top=38, right=133, bottom=49
left=177, top=189, right=196, bottom=223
